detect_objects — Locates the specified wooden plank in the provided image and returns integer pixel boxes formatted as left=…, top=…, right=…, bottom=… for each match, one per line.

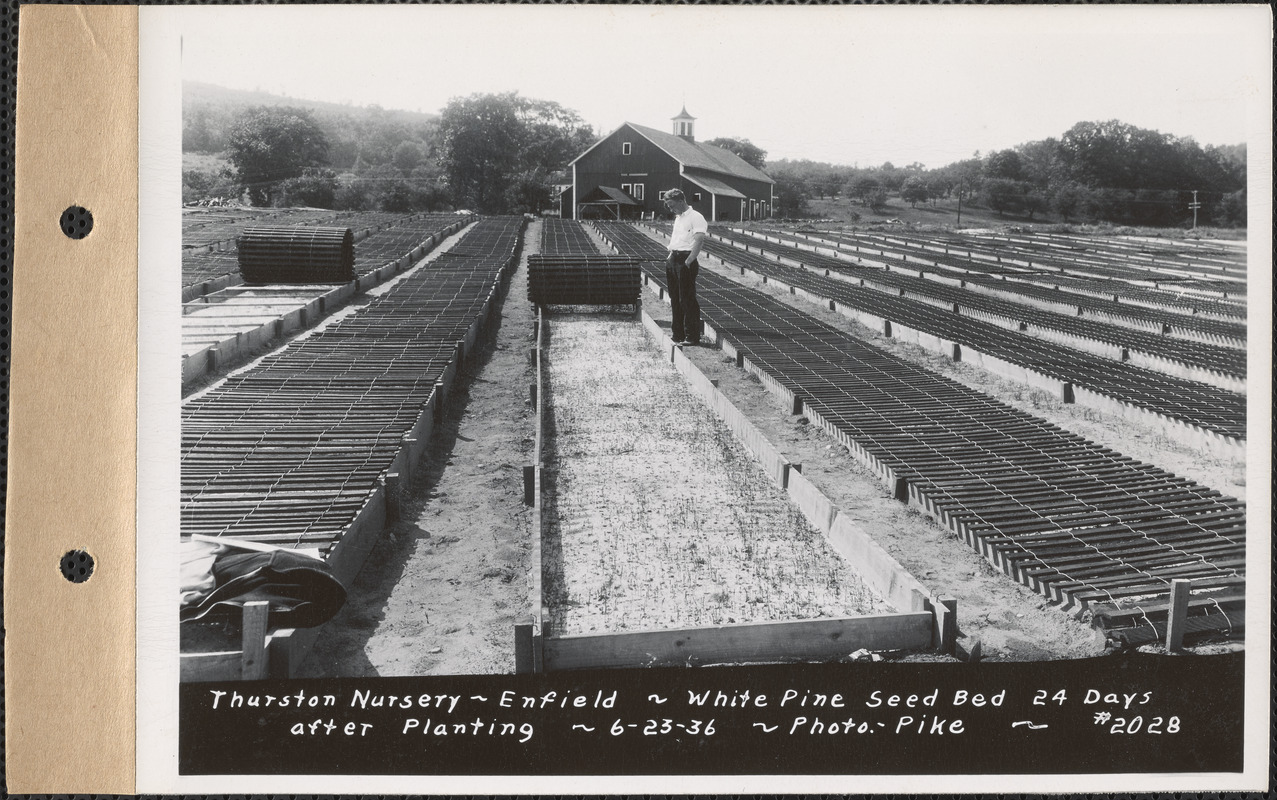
left=544, top=612, right=933, bottom=671
left=179, top=650, right=243, bottom=683
left=322, top=489, right=388, bottom=587
left=1165, top=578, right=1192, bottom=651
left=240, top=601, right=270, bottom=680
left=786, top=468, right=837, bottom=534
left=530, top=312, right=547, bottom=671
left=827, top=513, right=930, bottom=613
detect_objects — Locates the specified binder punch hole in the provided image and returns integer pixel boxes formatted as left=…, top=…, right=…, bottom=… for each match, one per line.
left=59, top=205, right=93, bottom=240
left=60, top=549, right=95, bottom=583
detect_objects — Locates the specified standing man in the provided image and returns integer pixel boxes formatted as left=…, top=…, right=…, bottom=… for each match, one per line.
left=663, top=188, right=707, bottom=346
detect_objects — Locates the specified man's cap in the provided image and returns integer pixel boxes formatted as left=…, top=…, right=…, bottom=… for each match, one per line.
left=663, top=189, right=685, bottom=202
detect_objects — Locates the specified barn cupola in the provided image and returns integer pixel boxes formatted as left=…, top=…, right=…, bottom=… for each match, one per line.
left=671, top=106, right=696, bottom=142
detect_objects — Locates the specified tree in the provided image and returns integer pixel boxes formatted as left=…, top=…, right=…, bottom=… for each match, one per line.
left=900, top=176, right=929, bottom=208
left=1022, top=190, right=1046, bottom=221
left=908, top=119, right=1247, bottom=227
left=947, top=157, right=985, bottom=203
left=438, top=94, right=524, bottom=213
left=704, top=137, right=767, bottom=170
left=439, top=92, right=594, bottom=214
left=1050, top=181, right=1087, bottom=222
left=875, top=162, right=906, bottom=192
left=767, top=167, right=811, bottom=218
left=517, top=98, right=597, bottom=177
left=1015, top=138, right=1064, bottom=188
left=392, top=140, right=427, bottom=173
left=1215, top=189, right=1245, bottom=228
left=847, top=175, right=880, bottom=206
left=985, top=178, right=1026, bottom=216
left=984, top=149, right=1024, bottom=181
left=226, top=106, right=330, bottom=206
left=926, top=177, right=950, bottom=206
left=507, top=169, right=555, bottom=214
left=817, top=173, right=844, bottom=199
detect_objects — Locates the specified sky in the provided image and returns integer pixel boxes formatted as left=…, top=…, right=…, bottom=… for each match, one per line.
left=176, top=4, right=1270, bottom=169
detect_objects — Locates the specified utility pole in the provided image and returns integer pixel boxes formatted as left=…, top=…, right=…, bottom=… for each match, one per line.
left=956, top=178, right=963, bottom=226
left=1188, top=190, right=1201, bottom=229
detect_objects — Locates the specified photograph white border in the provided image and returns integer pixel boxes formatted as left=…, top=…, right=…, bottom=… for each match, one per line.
left=137, top=4, right=1271, bottom=793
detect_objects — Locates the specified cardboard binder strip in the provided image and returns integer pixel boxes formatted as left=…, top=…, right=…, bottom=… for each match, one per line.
left=7, top=5, right=139, bottom=792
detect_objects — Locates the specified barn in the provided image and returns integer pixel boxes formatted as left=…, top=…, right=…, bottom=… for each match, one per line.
left=566, top=108, right=775, bottom=222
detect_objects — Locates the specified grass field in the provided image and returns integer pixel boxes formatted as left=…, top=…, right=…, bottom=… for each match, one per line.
left=808, top=195, right=1014, bottom=228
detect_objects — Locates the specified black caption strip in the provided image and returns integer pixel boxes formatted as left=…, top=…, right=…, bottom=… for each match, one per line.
left=180, top=651, right=1242, bottom=775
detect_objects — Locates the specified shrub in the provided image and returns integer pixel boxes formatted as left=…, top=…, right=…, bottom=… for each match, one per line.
left=334, top=181, right=373, bottom=212
left=273, top=168, right=339, bottom=209
left=1214, top=189, right=1245, bottom=228
left=181, top=167, right=240, bottom=205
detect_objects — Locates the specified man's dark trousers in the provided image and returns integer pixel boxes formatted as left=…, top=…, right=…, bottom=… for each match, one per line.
left=666, top=252, right=702, bottom=343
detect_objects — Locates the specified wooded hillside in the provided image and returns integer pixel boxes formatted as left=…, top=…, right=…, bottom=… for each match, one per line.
left=183, top=82, right=1246, bottom=227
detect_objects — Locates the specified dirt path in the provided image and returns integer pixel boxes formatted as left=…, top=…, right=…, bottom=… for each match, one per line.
left=300, top=224, right=538, bottom=677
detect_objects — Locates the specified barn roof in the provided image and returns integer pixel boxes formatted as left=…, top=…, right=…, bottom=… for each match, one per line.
left=570, top=122, right=774, bottom=185
left=627, top=123, right=774, bottom=184
left=581, top=185, right=641, bottom=205
left=684, top=171, right=746, bottom=200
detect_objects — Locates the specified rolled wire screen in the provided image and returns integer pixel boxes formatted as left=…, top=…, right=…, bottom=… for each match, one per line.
left=527, top=255, right=643, bottom=305
left=238, top=226, right=356, bottom=284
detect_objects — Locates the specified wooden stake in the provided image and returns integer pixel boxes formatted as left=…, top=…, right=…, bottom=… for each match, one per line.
left=384, top=473, right=401, bottom=523
left=433, top=381, right=446, bottom=422
left=1166, top=579, right=1191, bottom=651
left=267, top=628, right=294, bottom=679
left=240, top=601, right=270, bottom=680
left=514, top=621, right=534, bottom=674
left=523, top=465, right=536, bottom=506
left=939, top=597, right=958, bottom=655
left=893, top=476, right=909, bottom=503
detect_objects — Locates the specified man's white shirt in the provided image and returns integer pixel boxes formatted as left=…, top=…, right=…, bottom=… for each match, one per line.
left=669, top=206, right=708, bottom=251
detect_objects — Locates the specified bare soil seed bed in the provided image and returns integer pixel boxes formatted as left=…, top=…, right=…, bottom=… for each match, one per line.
left=541, top=311, right=892, bottom=637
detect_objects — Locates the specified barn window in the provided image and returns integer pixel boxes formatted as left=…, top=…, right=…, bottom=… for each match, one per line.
left=632, top=184, right=645, bottom=200
left=622, top=142, right=632, bottom=155
left=621, top=183, right=632, bottom=194
left=693, top=192, right=702, bottom=202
